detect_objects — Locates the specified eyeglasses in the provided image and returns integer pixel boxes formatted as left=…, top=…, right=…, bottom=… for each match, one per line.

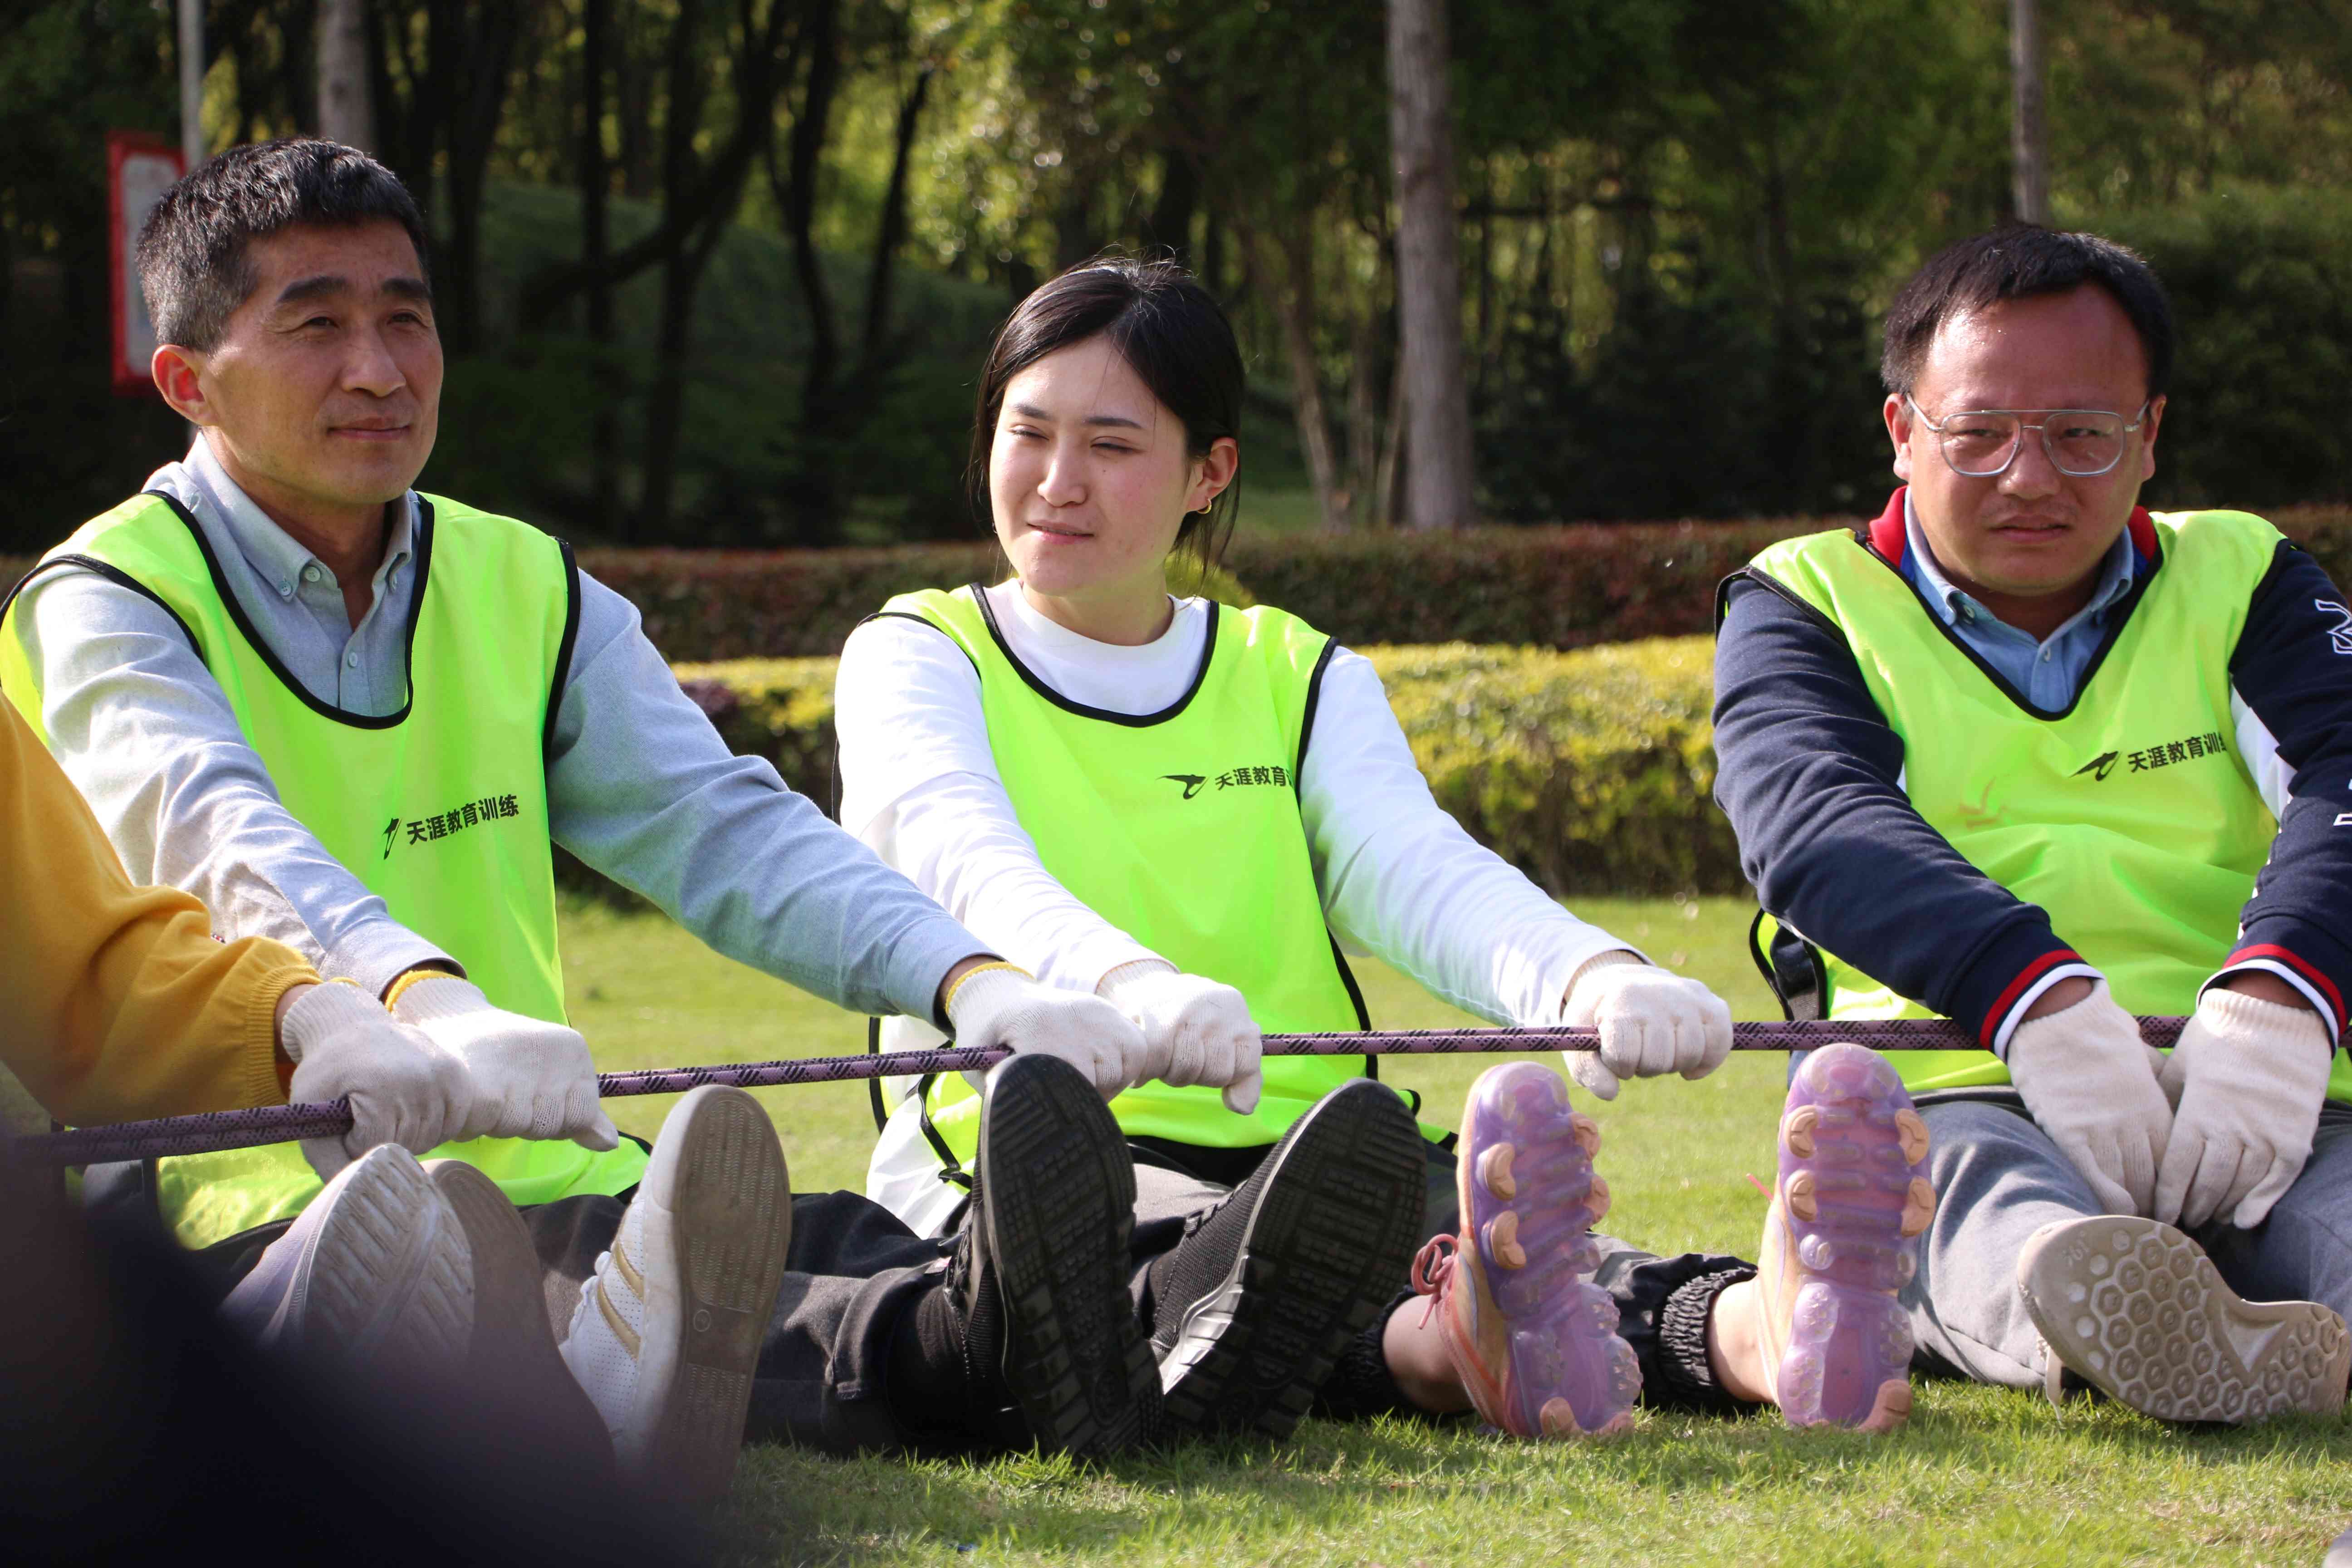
left=1905, top=397, right=2151, bottom=478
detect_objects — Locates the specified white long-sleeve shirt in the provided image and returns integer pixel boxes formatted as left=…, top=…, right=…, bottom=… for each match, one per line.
left=837, top=582, right=1635, bottom=1230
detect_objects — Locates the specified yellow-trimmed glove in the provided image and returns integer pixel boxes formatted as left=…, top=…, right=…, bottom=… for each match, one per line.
left=387, top=973, right=617, bottom=1152
left=279, top=980, right=474, bottom=1180
left=946, top=963, right=1151, bottom=1102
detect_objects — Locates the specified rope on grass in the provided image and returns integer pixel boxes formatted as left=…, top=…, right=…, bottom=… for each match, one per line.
left=16, top=1015, right=2187, bottom=1166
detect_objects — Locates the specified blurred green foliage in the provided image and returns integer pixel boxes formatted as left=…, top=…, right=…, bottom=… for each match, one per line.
left=3, top=0, right=2347, bottom=551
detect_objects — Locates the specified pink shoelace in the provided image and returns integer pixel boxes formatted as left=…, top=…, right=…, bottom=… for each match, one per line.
left=1411, top=1235, right=1458, bottom=1328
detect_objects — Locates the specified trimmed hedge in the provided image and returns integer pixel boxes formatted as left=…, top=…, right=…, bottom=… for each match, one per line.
left=9, top=504, right=2349, bottom=662
left=594, top=502, right=2352, bottom=660
left=667, top=635, right=1740, bottom=897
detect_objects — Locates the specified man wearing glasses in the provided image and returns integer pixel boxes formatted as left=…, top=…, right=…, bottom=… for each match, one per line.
left=1712, top=225, right=2352, bottom=1425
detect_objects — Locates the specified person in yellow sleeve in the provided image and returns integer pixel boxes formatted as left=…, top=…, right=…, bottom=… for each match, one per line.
left=0, top=689, right=602, bottom=1423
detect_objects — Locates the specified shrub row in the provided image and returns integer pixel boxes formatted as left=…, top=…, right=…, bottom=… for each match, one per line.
left=8, top=504, right=2348, bottom=664
left=665, top=635, right=1742, bottom=898
left=597, top=502, right=2352, bottom=660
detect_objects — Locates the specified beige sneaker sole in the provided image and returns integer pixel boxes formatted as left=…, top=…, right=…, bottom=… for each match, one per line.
left=643, top=1088, right=793, bottom=1503
left=426, top=1159, right=616, bottom=1477
left=2017, top=1215, right=2349, bottom=1423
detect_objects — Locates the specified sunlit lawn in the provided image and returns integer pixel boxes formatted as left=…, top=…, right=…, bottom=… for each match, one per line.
left=560, top=893, right=2352, bottom=1568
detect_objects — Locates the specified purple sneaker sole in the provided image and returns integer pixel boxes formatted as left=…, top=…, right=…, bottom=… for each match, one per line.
left=1450, top=1062, right=1641, bottom=1437
left=1769, top=1043, right=1934, bottom=1429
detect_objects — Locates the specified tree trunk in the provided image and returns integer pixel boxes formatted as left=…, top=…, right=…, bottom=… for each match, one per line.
left=633, top=0, right=710, bottom=540
left=1374, top=349, right=1406, bottom=531
left=1258, top=223, right=1348, bottom=534
left=1344, top=304, right=1381, bottom=527
left=784, top=0, right=844, bottom=415
left=1386, top=0, right=1475, bottom=530
left=438, top=2, right=523, bottom=356
left=318, top=0, right=375, bottom=150
left=861, top=65, right=933, bottom=369
left=1142, top=148, right=1200, bottom=264
left=638, top=225, right=721, bottom=541
left=2010, top=0, right=2050, bottom=225
left=581, top=0, right=622, bottom=537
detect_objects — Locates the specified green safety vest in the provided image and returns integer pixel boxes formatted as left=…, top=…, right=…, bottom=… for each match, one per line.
left=1740, top=506, right=2352, bottom=1101
left=0, top=491, right=648, bottom=1247
left=881, top=586, right=1440, bottom=1160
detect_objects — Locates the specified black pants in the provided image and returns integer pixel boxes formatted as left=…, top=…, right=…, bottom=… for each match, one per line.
left=166, top=1140, right=1756, bottom=1455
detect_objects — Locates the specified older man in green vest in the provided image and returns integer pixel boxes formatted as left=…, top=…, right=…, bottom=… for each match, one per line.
left=1714, top=225, right=2352, bottom=1425
left=3, top=139, right=1221, bottom=1493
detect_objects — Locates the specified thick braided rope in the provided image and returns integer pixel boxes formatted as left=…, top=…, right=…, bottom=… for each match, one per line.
left=17, top=1016, right=2188, bottom=1166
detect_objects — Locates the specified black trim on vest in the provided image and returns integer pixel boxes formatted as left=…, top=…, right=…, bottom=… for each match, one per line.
left=970, top=581, right=1219, bottom=727
left=1296, top=637, right=1376, bottom=1045
left=867, top=1015, right=891, bottom=1133
left=914, top=1073, right=975, bottom=1191
left=1747, top=907, right=1828, bottom=1023
left=544, top=539, right=583, bottom=762
left=1739, top=528, right=2170, bottom=725
left=147, top=489, right=428, bottom=730
left=1, top=555, right=206, bottom=661
left=857, top=608, right=983, bottom=676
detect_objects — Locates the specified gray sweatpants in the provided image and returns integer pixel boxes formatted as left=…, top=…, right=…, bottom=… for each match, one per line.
left=1902, top=1096, right=2352, bottom=1388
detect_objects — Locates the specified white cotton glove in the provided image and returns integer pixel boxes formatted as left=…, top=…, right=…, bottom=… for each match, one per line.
left=946, top=963, right=1152, bottom=1103
left=388, top=974, right=618, bottom=1152
left=279, top=981, right=476, bottom=1181
left=1557, top=950, right=1734, bottom=1101
left=2005, top=979, right=2172, bottom=1217
left=1097, top=960, right=1264, bottom=1116
left=2153, top=987, right=2332, bottom=1231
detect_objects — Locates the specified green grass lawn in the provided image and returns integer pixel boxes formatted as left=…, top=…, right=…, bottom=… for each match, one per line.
left=560, top=893, right=2352, bottom=1568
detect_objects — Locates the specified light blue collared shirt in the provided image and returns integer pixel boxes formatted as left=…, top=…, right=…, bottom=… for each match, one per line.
left=1901, top=494, right=2138, bottom=711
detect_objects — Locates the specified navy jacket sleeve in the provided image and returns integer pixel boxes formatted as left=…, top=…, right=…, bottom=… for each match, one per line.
left=1711, top=572, right=2085, bottom=1048
left=2218, top=541, right=2352, bottom=1039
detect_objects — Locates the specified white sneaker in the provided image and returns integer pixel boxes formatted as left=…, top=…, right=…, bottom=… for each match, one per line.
left=219, top=1143, right=474, bottom=1381
left=560, top=1085, right=791, bottom=1503
left=2017, top=1214, right=2350, bottom=1423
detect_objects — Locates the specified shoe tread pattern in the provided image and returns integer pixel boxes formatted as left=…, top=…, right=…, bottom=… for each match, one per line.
left=652, top=1088, right=793, bottom=1502
left=1771, top=1043, right=1930, bottom=1428
left=1160, top=1079, right=1429, bottom=1441
left=982, top=1057, right=1159, bottom=1458
left=1457, top=1063, right=1639, bottom=1436
left=2023, top=1216, right=2352, bottom=1424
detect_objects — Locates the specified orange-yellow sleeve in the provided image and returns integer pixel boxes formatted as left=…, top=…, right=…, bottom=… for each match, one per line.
left=2, top=698, right=317, bottom=1124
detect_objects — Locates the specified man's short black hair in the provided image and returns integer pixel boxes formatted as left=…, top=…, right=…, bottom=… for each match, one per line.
left=136, top=138, right=431, bottom=352
left=1881, top=225, right=2173, bottom=400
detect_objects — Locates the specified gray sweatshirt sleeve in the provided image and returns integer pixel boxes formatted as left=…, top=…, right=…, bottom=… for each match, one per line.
left=545, top=571, right=985, bottom=1021
left=10, top=568, right=453, bottom=992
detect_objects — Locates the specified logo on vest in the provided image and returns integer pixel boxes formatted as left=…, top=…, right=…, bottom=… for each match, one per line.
left=1162, top=774, right=1208, bottom=800
left=383, top=794, right=522, bottom=857
left=2115, top=731, right=2228, bottom=776
left=2073, top=751, right=2121, bottom=782
left=1214, top=764, right=1289, bottom=792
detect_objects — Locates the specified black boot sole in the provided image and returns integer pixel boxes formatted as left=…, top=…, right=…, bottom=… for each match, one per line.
left=1156, top=1078, right=1428, bottom=1441
left=978, top=1054, right=1161, bottom=1458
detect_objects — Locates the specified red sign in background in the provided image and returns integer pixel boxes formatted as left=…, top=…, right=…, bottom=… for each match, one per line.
left=107, top=132, right=185, bottom=397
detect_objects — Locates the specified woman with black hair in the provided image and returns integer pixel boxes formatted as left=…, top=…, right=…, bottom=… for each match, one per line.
left=835, top=257, right=1932, bottom=1441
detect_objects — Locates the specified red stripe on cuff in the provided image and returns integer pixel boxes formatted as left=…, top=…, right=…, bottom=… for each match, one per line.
left=2225, top=944, right=2347, bottom=1031
left=1981, top=950, right=2085, bottom=1049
